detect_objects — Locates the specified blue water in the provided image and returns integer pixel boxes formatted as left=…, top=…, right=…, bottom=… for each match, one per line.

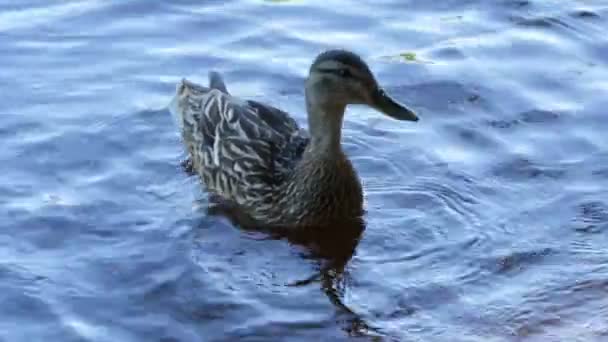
left=1, top=1, right=607, bottom=341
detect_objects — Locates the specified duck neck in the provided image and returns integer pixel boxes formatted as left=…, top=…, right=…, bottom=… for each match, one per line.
left=306, top=100, right=346, bottom=156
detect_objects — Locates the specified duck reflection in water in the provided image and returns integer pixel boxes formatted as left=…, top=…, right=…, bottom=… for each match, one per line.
left=203, top=198, right=381, bottom=338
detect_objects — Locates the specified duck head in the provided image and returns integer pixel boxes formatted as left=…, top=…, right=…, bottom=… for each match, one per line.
left=305, top=49, right=419, bottom=123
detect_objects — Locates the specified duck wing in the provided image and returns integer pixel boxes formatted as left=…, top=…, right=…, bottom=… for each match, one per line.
left=244, top=98, right=309, bottom=174
left=170, top=76, right=309, bottom=205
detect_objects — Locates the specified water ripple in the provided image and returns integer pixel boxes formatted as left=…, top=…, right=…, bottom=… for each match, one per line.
left=1, top=0, right=607, bottom=341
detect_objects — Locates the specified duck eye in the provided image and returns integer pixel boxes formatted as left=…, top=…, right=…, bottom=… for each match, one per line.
left=339, top=68, right=352, bottom=78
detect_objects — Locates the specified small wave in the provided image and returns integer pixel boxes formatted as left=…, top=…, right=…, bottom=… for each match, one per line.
left=477, top=247, right=555, bottom=275
left=491, top=156, right=567, bottom=181
left=573, top=200, right=608, bottom=234
left=486, top=108, right=563, bottom=130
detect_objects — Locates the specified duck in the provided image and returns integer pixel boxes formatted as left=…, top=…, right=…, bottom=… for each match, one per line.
left=169, top=49, right=419, bottom=229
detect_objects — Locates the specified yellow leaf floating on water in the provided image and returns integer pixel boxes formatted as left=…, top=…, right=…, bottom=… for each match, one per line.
left=399, top=52, right=417, bottom=61
left=380, top=51, right=434, bottom=64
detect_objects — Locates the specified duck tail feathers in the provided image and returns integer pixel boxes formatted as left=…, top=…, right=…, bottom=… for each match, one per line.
left=208, top=71, right=229, bottom=94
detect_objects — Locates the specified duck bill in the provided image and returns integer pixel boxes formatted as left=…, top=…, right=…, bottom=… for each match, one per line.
left=372, top=88, right=418, bottom=121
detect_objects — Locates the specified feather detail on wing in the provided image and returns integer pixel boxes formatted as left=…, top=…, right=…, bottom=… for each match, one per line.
left=170, top=76, right=309, bottom=205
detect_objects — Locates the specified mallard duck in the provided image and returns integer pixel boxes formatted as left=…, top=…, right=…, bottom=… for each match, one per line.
left=169, top=49, right=419, bottom=228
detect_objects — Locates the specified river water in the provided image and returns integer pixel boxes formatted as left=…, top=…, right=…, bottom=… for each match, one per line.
left=1, top=0, right=607, bottom=341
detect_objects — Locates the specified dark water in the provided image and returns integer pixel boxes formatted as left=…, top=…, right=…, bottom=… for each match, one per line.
left=1, top=0, right=607, bottom=341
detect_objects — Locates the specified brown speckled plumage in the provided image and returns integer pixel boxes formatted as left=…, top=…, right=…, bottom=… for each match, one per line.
left=169, top=50, right=418, bottom=228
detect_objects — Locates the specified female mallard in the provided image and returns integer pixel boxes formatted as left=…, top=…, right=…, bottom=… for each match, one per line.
left=170, top=49, right=419, bottom=228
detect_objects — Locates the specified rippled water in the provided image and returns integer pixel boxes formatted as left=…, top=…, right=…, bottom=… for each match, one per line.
left=2, top=0, right=607, bottom=341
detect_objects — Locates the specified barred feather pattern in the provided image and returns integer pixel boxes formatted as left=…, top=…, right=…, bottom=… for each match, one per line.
left=171, top=79, right=313, bottom=223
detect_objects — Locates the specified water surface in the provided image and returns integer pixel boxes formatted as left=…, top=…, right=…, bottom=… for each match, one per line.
left=1, top=0, right=607, bottom=341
